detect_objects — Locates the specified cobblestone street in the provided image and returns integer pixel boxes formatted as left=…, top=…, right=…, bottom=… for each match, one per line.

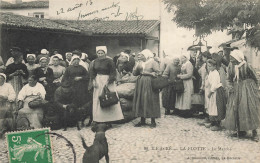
left=1, top=108, right=260, bottom=163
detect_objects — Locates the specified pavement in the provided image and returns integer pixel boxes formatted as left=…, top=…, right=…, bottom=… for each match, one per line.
left=0, top=109, right=260, bottom=163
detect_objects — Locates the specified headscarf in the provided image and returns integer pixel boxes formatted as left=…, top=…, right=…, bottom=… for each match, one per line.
left=96, top=46, right=107, bottom=54
left=230, top=49, right=246, bottom=82
left=54, top=54, right=63, bottom=60
left=81, top=53, right=88, bottom=60
left=120, top=52, right=129, bottom=61
left=65, top=52, right=72, bottom=57
left=230, top=49, right=245, bottom=63
left=27, top=54, right=36, bottom=59
left=41, top=49, right=49, bottom=55
left=139, top=49, right=154, bottom=70
left=0, top=73, right=6, bottom=82
left=139, top=49, right=153, bottom=60
left=69, top=55, right=80, bottom=65
left=39, top=57, right=48, bottom=62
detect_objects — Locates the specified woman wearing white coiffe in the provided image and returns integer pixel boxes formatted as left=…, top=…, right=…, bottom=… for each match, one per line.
left=175, top=53, right=194, bottom=117
left=70, top=51, right=89, bottom=71
left=17, top=75, right=46, bottom=129
left=0, top=73, right=16, bottom=137
left=90, top=46, right=123, bottom=123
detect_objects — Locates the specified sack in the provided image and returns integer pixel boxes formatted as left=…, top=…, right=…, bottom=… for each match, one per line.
left=28, top=98, right=47, bottom=109
left=174, top=79, right=184, bottom=93
left=119, top=98, right=133, bottom=112
left=191, top=93, right=204, bottom=105
left=99, top=85, right=119, bottom=108
left=151, top=76, right=169, bottom=90
left=116, top=83, right=135, bottom=99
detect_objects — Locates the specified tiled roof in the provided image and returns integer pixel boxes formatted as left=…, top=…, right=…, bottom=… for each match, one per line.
left=0, top=1, right=48, bottom=9
left=0, top=12, right=80, bottom=33
left=55, top=20, right=160, bottom=35
left=0, top=12, right=159, bottom=35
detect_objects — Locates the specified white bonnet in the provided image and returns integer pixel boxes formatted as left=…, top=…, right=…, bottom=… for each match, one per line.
left=27, top=54, right=36, bottom=59
left=41, top=49, right=49, bottom=55
left=230, top=49, right=245, bottom=63
left=139, top=49, right=153, bottom=59
left=96, top=46, right=107, bottom=54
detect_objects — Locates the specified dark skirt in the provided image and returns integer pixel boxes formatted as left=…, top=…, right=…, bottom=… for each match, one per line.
left=132, top=75, right=160, bottom=118
left=43, top=83, right=56, bottom=102
left=193, top=68, right=201, bottom=93
left=209, top=87, right=227, bottom=121
left=0, top=101, right=14, bottom=134
left=162, top=85, right=176, bottom=110
left=223, top=79, right=260, bottom=131
left=72, top=80, right=90, bottom=107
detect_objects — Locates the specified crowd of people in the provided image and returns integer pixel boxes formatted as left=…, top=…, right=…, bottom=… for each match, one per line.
left=0, top=46, right=259, bottom=142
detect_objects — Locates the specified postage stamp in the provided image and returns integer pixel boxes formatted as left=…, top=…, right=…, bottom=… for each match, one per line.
left=5, top=128, right=53, bottom=163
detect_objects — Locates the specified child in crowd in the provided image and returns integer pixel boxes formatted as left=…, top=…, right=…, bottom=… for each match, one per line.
left=205, top=59, right=226, bottom=131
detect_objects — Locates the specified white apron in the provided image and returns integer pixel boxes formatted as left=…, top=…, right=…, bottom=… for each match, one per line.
left=93, top=74, right=124, bottom=122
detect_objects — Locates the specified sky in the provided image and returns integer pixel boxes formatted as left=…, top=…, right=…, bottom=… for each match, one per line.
left=160, top=2, right=231, bottom=57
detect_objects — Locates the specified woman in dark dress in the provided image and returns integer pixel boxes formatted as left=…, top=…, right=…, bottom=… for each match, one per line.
left=5, top=51, right=28, bottom=96
left=34, top=57, right=54, bottom=101
left=61, top=55, right=90, bottom=109
left=223, top=50, right=260, bottom=141
left=162, top=57, right=181, bottom=115
left=132, top=49, right=161, bottom=128
left=89, top=46, right=123, bottom=126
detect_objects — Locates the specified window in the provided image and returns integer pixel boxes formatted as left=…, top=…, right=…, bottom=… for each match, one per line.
left=33, top=12, right=44, bottom=19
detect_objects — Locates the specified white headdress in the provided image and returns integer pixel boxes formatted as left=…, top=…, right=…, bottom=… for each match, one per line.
left=65, top=52, right=72, bottom=57
left=96, top=46, right=107, bottom=54
left=230, top=49, right=245, bottom=63
left=230, top=49, right=246, bottom=82
left=69, top=55, right=80, bottom=65
left=41, top=49, right=49, bottom=55
left=0, top=73, right=6, bottom=82
left=27, top=54, right=36, bottom=59
left=139, top=49, right=153, bottom=60
left=81, top=53, right=88, bottom=60
left=120, top=52, right=129, bottom=61
left=39, top=57, right=48, bottom=62
left=54, top=54, right=63, bottom=60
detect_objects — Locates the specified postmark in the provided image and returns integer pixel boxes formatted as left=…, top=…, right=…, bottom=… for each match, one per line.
left=5, top=128, right=53, bottom=163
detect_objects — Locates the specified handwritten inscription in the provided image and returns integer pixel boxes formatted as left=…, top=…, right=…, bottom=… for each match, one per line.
left=56, top=0, right=144, bottom=22
left=56, top=0, right=92, bottom=15
left=111, top=5, right=123, bottom=17
left=125, top=8, right=144, bottom=21
left=78, top=10, right=99, bottom=20
left=102, top=2, right=120, bottom=11
left=67, top=3, right=83, bottom=13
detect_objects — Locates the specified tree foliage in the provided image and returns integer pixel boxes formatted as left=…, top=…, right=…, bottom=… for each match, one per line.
left=164, top=0, right=260, bottom=36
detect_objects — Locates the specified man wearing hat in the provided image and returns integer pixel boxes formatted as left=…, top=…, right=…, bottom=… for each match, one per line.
left=54, top=81, right=76, bottom=130
left=54, top=80, right=92, bottom=130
